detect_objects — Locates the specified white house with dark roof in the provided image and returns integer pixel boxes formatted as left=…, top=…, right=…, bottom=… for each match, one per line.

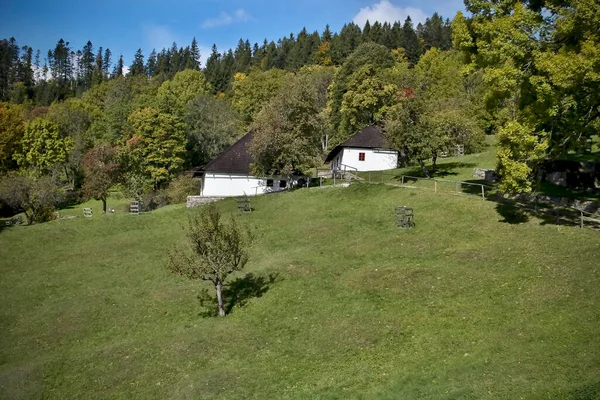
left=199, top=132, right=294, bottom=197
left=325, top=126, right=398, bottom=172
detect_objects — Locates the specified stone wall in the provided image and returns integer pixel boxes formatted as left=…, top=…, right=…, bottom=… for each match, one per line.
left=186, top=196, right=224, bottom=208
left=473, top=168, right=499, bottom=182
left=512, top=193, right=600, bottom=214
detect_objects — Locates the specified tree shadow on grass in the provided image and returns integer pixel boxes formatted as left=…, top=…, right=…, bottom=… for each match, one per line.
left=567, top=381, right=600, bottom=400
left=495, top=203, right=530, bottom=224
left=197, top=272, right=280, bottom=317
left=394, top=162, right=478, bottom=180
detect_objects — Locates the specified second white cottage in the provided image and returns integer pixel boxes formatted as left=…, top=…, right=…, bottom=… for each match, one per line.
left=325, top=126, right=398, bottom=172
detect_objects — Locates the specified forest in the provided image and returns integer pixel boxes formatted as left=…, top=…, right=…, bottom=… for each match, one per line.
left=0, top=0, right=598, bottom=223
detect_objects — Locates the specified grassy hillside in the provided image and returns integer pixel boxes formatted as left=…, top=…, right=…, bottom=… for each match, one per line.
left=1, top=184, right=599, bottom=399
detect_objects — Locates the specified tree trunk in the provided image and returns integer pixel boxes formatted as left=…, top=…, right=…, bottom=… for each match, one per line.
left=215, top=280, right=225, bottom=317
left=432, top=151, right=438, bottom=170
left=418, top=159, right=431, bottom=178
left=101, top=197, right=107, bottom=214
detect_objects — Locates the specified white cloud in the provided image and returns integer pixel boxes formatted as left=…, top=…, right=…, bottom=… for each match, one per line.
left=122, top=65, right=130, bottom=76
left=202, top=8, right=254, bottom=29
left=353, top=0, right=427, bottom=27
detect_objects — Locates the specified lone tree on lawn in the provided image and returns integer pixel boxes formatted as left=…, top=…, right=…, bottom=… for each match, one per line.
left=81, top=144, right=119, bottom=214
left=168, top=204, right=254, bottom=317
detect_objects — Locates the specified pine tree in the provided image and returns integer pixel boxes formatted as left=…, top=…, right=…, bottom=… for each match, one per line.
left=204, top=44, right=221, bottom=92
left=322, top=25, right=333, bottom=42
left=113, top=54, right=124, bottom=77
left=50, top=39, right=73, bottom=85
left=401, top=17, right=422, bottom=66
left=94, top=46, right=104, bottom=83
left=190, top=37, right=200, bottom=69
left=169, top=42, right=180, bottom=75
left=102, top=48, right=112, bottom=75
left=146, top=49, right=157, bottom=77
left=233, top=39, right=251, bottom=72
left=363, top=21, right=372, bottom=41
left=130, top=48, right=145, bottom=75
left=81, top=40, right=94, bottom=88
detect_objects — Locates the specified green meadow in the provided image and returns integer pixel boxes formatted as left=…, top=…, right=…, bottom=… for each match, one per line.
left=1, top=181, right=599, bottom=399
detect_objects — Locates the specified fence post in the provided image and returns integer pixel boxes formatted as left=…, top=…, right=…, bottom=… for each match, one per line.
left=401, top=175, right=405, bottom=186
left=581, top=211, right=584, bottom=229
left=481, top=185, right=485, bottom=200
left=434, top=180, right=438, bottom=194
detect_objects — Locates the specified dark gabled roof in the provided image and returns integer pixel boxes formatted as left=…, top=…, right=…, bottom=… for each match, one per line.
left=325, top=126, right=394, bottom=162
left=202, top=132, right=254, bottom=175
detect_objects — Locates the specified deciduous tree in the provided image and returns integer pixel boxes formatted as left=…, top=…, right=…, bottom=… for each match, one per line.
left=168, top=203, right=254, bottom=317
left=81, top=144, right=118, bottom=213
left=0, top=173, right=63, bottom=224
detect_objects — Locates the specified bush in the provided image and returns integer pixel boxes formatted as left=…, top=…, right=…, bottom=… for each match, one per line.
left=167, top=174, right=199, bottom=204
left=0, top=173, right=63, bottom=224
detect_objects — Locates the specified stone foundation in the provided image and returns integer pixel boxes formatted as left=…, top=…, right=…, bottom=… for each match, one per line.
left=186, top=196, right=225, bottom=208
left=473, top=168, right=499, bottom=182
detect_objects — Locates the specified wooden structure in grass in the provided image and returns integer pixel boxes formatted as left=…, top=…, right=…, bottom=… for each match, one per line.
left=395, top=206, right=415, bottom=229
left=83, top=208, right=93, bottom=218
left=130, top=201, right=141, bottom=215
left=237, top=195, right=252, bottom=213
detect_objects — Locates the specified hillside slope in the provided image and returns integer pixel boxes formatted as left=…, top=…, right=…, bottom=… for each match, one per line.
left=1, top=184, right=599, bottom=399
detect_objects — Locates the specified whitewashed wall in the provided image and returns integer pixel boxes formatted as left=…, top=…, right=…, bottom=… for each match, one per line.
left=332, top=148, right=398, bottom=172
left=201, top=173, right=292, bottom=197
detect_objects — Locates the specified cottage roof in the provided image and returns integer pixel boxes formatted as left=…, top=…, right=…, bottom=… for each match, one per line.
left=325, top=126, right=393, bottom=162
left=202, top=132, right=254, bottom=175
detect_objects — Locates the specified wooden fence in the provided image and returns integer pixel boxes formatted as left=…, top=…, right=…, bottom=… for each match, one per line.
left=316, top=168, right=599, bottom=231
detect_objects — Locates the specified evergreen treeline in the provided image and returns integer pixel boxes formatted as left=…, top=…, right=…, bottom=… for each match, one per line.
left=0, top=13, right=451, bottom=103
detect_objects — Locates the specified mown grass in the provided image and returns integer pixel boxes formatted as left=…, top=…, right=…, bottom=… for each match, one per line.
left=1, top=183, right=600, bottom=399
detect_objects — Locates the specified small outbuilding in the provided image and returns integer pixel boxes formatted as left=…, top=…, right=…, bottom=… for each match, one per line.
left=198, top=132, right=296, bottom=197
left=325, top=126, right=398, bottom=172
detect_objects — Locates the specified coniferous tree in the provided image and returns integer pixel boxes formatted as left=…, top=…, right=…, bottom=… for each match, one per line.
left=130, top=49, right=145, bottom=75
left=233, top=39, right=252, bottom=72
left=204, top=44, right=221, bottom=92
left=170, top=42, right=180, bottom=75
left=81, top=41, right=94, bottom=88
left=49, top=39, right=73, bottom=85
left=94, top=46, right=104, bottom=84
left=322, top=25, right=333, bottom=42
left=401, top=17, right=423, bottom=65
left=189, top=37, right=201, bottom=69
left=113, top=54, right=124, bottom=77
left=146, top=49, right=157, bottom=77
left=102, top=48, right=112, bottom=76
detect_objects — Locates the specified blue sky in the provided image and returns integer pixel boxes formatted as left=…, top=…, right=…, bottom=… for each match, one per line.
left=1, top=0, right=464, bottom=68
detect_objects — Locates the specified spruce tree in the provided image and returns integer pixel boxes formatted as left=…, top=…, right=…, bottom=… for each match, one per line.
left=401, top=17, right=422, bottom=66
left=322, top=25, right=333, bottom=42
left=146, top=49, right=157, bottom=77
left=102, top=48, right=112, bottom=75
left=130, top=48, right=145, bottom=75
left=81, top=41, right=94, bottom=88
left=190, top=37, right=200, bottom=69
left=113, top=54, right=124, bottom=77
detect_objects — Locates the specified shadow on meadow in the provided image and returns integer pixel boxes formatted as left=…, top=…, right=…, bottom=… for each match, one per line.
left=196, top=272, right=280, bottom=317
left=393, top=162, right=478, bottom=180
left=566, top=381, right=600, bottom=400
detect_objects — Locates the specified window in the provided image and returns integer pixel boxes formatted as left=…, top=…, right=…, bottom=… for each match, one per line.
left=279, top=180, right=287, bottom=188
left=359, top=152, right=366, bottom=161
left=266, top=179, right=274, bottom=187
